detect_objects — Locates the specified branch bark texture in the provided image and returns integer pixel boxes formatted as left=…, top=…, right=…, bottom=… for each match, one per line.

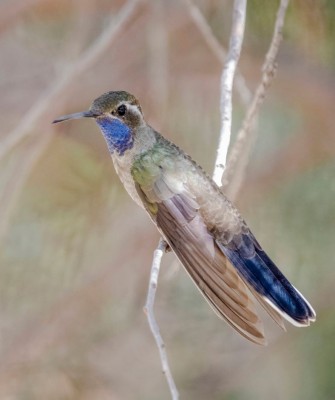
left=223, top=0, right=290, bottom=199
left=212, top=0, right=247, bottom=185
left=144, top=239, right=179, bottom=400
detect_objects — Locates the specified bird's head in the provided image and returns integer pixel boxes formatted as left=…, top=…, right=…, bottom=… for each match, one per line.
left=53, top=91, right=145, bottom=155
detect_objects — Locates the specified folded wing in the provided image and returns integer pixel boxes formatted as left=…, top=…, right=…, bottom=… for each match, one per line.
left=131, top=138, right=315, bottom=344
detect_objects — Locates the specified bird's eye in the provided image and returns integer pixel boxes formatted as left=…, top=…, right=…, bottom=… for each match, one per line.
left=117, top=104, right=126, bottom=116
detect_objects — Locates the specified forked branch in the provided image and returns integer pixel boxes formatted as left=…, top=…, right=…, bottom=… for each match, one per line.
left=181, top=0, right=251, bottom=106
left=144, top=1, right=291, bottom=399
left=144, top=1, right=248, bottom=398
left=223, top=0, right=290, bottom=198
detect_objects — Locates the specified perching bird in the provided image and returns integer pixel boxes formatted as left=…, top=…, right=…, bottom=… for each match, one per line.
left=53, top=90, right=315, bottom=345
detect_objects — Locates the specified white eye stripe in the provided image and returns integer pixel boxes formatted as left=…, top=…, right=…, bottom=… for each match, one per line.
left=127, top=103, right=142, bottom=116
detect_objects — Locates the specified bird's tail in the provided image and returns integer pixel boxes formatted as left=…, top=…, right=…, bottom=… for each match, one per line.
left=217, top=232, right=316, bottom=327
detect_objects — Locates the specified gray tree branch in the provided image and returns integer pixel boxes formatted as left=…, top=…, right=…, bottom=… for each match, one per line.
left=144, top=239, right=179, bottom=400
left=181, top=0, right=251, bottom=106
left=145, top=1, right=248, bottom=399
left=212, top=0, right=247, bottom=185
left=223, top=0, right=290, bottom=199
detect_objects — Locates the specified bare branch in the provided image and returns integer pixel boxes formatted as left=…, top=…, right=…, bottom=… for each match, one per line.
left=144, top=3, right=248, bottom=397
left=223, top=0, right=290, bottom=199
left=144, top=239, right=179, bottom=400
left=181, top=0, right=251, bottom=106
left=0, top=0, right=141, bottom=162
left=212, top=0, right=247, bottom=185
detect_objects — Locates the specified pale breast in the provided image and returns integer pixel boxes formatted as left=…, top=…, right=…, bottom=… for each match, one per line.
left=112, top=153, right=145, bottom=209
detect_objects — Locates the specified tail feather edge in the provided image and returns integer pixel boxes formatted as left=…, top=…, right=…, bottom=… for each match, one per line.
left=217, top=233, right=316, bottom=327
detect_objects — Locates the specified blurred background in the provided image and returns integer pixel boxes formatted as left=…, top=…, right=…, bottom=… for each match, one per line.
left=0, top=0, right=334, bottom=399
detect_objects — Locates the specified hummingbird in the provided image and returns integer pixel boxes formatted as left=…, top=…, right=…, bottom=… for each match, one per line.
left=53, top=90, right=315, bottom=345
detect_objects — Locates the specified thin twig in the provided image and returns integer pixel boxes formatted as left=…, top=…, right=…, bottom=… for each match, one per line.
left=181, top=0, right=251, bottom=106
left=212, top=0, right=247, bottom=185
left=144, top=238, right=179, bottom=400
left=223, top=0, right=290, bottom=199
left=144, top=3, right=248, bottom=397
left=0, top=0, right=141, bottom=249
left=0, top=0, right=141, bottom=162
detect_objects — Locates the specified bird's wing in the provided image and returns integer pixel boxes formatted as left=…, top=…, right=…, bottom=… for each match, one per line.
left=132, top=147, right=266, bottom=344
left=131, top=138, right=315, bottom=343
left=154, top=193, right=266, bottom=345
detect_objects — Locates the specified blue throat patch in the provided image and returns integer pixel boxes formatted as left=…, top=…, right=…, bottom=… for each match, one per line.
left=96, top=117, right=133, bottom=156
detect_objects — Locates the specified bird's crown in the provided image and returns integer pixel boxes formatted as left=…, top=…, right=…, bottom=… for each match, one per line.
left=90, top=91, right=141, bottom=115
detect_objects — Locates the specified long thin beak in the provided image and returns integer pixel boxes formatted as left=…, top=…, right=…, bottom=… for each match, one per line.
left=52, top=110, right=98, bottom=124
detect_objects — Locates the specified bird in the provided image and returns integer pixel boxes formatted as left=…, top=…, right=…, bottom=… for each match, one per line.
left=53, top=90, right=316, bottom=345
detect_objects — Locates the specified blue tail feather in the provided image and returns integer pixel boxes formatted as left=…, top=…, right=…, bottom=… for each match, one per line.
left=219, top=232, right=315, bottom=325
